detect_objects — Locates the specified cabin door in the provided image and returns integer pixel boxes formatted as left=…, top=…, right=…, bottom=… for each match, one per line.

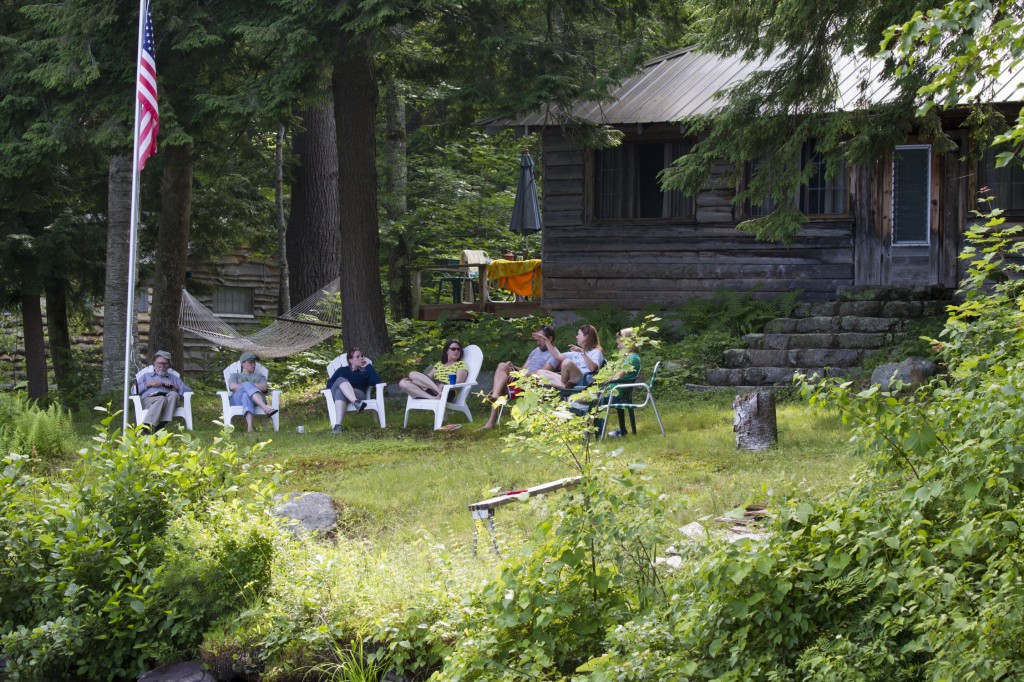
left=855, top=139, right=963, bottom=288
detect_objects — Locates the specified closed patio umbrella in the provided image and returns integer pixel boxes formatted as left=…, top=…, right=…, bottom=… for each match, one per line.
left=509, top=150, right=542, bottom=258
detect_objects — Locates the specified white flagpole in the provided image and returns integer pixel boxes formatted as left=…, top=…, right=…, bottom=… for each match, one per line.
left=122, top=0, right=149, bottom=433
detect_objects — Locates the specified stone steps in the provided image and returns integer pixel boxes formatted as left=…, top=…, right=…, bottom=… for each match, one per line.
left=706, top=285, right=952, bottom=387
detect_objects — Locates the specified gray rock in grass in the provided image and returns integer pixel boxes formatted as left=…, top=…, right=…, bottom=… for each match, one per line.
left=273, top=492, right=337, bottom=537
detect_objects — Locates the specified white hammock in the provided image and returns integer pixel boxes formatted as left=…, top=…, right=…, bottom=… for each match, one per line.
left=178, top=279, right=342, bottom=358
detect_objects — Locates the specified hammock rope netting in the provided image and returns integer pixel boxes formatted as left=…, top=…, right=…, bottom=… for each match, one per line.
left=178, top=278, right=342, bottom=358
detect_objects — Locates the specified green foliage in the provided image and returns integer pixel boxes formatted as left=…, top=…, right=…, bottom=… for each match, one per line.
left=306, top=636, right=392, bottom=682
left=429, top=319, right=671, bottom=679
left=0, top=417, right=278, bottom=680
left=581, top=224, right=1024, bottom=679
left=441, top=313, right=554, bottom=367
left=434, top=465, right=670, bottom=681
left=655, top=330, right=735, bottom=389
left=672, top=288, right=801, bottom=337
left=578, top=290, right=799, bottom=343
left=0, top=391, right=74, bottom=461
left=388, top=130, right=538, bottom=266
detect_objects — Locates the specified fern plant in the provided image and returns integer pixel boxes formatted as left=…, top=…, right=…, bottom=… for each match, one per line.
left=0, top=392, right=74, bottom=461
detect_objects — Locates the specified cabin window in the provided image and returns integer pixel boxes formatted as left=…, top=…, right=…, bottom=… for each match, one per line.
left=891, top=145, right=931, bottom=245
left=212, top=287, right=254, bottom=316
left=747, top=140, right=847, bottom=217
left=594, top=141, right=694, bottom=220
left=978, top=148, right=1024, bottom=213
left=802, top=142, right=847, bottom=215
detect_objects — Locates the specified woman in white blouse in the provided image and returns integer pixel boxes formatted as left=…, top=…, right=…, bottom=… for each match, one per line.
left=533, top=324, right=604, bottom=389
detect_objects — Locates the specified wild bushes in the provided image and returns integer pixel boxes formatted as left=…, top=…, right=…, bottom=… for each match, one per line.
left=0, top=418, right=280, bottom=679
left=570, top=225, right=1024, bottom=678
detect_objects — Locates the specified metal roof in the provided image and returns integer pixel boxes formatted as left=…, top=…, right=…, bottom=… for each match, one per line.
left=512, top=46, right=1023, bottom=127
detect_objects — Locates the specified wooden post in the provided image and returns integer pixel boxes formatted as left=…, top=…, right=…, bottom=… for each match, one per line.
left=733, top=391, right=777, bottom=451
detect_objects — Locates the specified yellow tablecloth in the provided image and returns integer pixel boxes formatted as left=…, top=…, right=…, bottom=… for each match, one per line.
left=487, top=259, right=542, bottom=297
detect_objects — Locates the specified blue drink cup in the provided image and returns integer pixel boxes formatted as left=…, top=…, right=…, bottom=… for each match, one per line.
left=448, top=373, right=457, bottom=385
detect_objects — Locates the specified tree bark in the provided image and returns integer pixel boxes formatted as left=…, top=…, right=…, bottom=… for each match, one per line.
left=21, top=294, right=48, bottom=400
left=101, top=155, right=133, bottom=393
left=148, top=144, right=193, bottom=364
left=286, top=100, right=341, bottom=305
left=383, top=81, right=413, bottom=319
left=732, top=391, right=778, bottom=451
left=276, top=123, right=291, bottom=315
left=44, top=282, right=72, bottom=392
left=332, top=36, right=392, bottom=357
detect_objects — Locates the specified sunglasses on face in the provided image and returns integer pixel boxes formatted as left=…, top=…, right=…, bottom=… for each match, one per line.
left=449, top=346, right=462, bottom=352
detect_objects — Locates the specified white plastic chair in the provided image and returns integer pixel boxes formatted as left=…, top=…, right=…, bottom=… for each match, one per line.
left=129, top=365, right=194, bottom=430
left=403, top=345, right=483, bottom=430
left=216, top=361, right=281, bottom=431
left=320, top=353, right=387, bottom=428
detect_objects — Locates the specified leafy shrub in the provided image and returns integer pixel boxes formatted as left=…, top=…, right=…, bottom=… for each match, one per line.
left=654, top=329, right=736, bottom=390
left=671, top=287, right=801, bottom=337
left=579, top=224, right=1024, bottom=679
left=0, top=391, right=75, bottom=461
left=434, top=466, right=670, bottom=681
left=0, top=417, right=278, bottom=680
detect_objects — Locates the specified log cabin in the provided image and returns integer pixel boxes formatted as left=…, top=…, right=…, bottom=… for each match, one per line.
left=502, top=47, right=1024, bottom=322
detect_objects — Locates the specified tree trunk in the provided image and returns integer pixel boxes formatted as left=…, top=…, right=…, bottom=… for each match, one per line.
left=383, top=81, right=413, bottom=319
left=21, top=294, right=48, bottom=400
left=148, top=143, right=193, bottom=364
left=101, top=155, right=133, bottom=393
left=732, top=391, right=778, bottom=451
left=276, top=123, right=291, bottom=315
left=286, top=100, right=341, bottom=305
left=44, top=282, right=72, bottom=392
left=332, top=36, right=392, bottom=357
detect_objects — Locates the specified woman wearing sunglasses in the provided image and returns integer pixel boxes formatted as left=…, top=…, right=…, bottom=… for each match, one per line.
left=399, top=339, right=469, bottom=399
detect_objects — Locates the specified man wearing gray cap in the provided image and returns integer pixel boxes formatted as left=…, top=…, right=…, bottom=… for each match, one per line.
left=136, top=350, right=191, bottom=432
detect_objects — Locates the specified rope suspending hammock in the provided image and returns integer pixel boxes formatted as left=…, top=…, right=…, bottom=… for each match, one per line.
left=178, top=278, right=342, bottom=358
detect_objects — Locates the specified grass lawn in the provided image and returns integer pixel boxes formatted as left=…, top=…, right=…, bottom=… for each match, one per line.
left=80, top=385, right=861, bottom=553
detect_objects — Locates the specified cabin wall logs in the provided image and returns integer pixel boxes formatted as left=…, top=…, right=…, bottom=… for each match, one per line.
left=539, top=131, right=855, bottom=317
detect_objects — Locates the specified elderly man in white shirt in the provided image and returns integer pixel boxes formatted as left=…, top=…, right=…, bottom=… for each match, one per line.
left=136, top=350, right=190, bottom=432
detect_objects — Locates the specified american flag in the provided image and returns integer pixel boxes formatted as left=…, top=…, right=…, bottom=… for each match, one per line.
left=136, top=0, right=158, bottom=169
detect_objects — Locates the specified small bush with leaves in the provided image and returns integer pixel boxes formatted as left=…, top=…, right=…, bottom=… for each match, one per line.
left=0, top=417, right=279, bottom=680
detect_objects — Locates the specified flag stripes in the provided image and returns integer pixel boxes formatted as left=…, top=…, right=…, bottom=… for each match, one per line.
left=136, top=0, right=158, bottom=169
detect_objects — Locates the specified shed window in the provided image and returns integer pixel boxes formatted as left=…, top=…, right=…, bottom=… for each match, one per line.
left=892, top=145, right=931, bottom=245
left=212, top=287, right=253, bottom=316
left=747, top=140, right=847, bottom=217
left=595, top=141, right=694, bottom=219
left=978, top=148, right=1024, bottom=213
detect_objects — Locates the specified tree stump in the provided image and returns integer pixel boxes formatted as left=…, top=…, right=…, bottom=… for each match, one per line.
left=733, top=391, right=777, bottom=451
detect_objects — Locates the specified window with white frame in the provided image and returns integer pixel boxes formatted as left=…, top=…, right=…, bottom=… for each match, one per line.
left=594, top=140, right=694, bottom=219
left=212, top=287, right=253, bottom=316
left=891, top=145, right=931, bottom=245
left=978, top=147, right=1024, bottom=213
